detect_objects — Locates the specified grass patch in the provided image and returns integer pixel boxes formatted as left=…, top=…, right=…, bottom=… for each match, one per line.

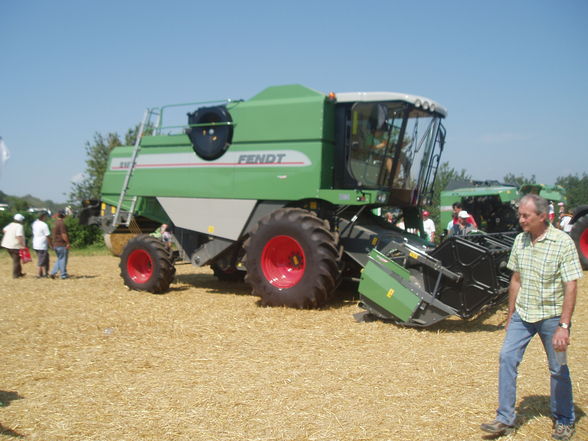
left=70, top=243, right=110, bottom=256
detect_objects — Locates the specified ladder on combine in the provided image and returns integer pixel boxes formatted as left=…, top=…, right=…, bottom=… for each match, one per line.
left=112, top=109, right=156, bottom=228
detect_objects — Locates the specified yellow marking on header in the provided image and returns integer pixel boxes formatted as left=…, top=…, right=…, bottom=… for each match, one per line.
left=409, top=251, right=419, bottom=260
left=208, top=225, right=215, bottom=234
left=387, top=289, right=395, bottom=298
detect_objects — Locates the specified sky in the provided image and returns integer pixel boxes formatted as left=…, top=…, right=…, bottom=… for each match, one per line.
left=1, top=0, right=587, bottom=203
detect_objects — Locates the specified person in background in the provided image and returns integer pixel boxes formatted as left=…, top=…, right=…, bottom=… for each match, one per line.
left=481, top=194, right=583, bottom=441
left=161, top=224, right=172, bottom=249
left=1, top=213, right=26, bottom=278
left=422, top=210, right=435, bottom=242
left=559, top=212, right=573, bottom=233
left=32, top=211, right=52, bottom=278
left=548, top=200, right=555, bottom=225
left=447, top=202, right=478, bottom=230
left=448, top=210, right=474, bottom=237
left=49, top=209, right=70, bottom=279
left=151, top=223, right=173, bottom=249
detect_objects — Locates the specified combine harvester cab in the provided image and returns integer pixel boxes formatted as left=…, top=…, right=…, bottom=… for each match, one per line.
left=84, top=84, right=516, bottom=326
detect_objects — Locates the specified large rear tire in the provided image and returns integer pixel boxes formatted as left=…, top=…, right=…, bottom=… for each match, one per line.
left=570, top=214, right=588, bottom=270
left=120, top=235, right=175, bottom=293
left=244, top=208, right=342, bottom=308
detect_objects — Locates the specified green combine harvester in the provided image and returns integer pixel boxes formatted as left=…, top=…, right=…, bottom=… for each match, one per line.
left=81, top=84, right=515, bottom=327
left=440, top=181, right=566, bottom=233
left=440, top=181, right=588, bottom=271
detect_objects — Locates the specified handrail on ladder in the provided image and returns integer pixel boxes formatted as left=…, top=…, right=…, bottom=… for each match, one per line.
left=112, top=108, right=153, bottom=228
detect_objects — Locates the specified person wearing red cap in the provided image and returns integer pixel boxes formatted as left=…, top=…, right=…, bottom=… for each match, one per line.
left=422, top=210, right=435, bottom=242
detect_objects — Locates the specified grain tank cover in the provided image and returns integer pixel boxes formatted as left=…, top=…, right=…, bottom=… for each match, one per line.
left=229, top=84, right=332, bottom=144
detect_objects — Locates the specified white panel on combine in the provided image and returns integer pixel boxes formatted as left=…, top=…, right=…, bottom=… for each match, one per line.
left=157, top=198, right=257, bottom=241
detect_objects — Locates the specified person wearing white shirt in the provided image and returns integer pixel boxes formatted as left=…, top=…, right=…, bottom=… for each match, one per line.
left=2, top=213, right=26, bottom=278
left=32, top=211, right=52, bottom=278
left=422, top=210, right=436, bottom=242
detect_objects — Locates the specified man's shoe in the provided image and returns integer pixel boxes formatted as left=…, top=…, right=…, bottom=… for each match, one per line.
left=480, top=420, right=514, bottom=435
left=49, top=273, right=56, bottom=279
left=552, top=423, right=575, bottom=440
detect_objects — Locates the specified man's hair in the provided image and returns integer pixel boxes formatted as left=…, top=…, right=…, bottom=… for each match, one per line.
left=520, top=193, right=549, bottom=216
left=38, top=211, right=48, bottom=220
left=452, top=202, right=463, bottom=209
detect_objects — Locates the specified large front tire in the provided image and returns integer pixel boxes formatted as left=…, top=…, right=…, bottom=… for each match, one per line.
left=244, top=208, right=342, bottom=308
left=120, top=235, right=174, bottom=293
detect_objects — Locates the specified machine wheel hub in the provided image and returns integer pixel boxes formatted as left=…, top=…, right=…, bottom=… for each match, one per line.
left=261, top=235, right=305, bottom=289
left=127, top=249, right=153, bottom=283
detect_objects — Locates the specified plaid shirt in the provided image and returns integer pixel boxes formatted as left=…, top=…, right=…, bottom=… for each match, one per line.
left=507, top=224, right=583, bottom=322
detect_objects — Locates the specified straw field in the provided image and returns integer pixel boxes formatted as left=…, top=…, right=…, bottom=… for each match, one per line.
left=1, top=253, right=587, bottom=441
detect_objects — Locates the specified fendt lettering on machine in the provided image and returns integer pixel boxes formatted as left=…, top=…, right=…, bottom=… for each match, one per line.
left=79, top=84, right=514, bottom=327
left=237, top=153, right=286, bottom=164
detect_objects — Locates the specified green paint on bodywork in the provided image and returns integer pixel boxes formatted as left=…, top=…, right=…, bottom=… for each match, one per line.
left=359, top=249, right=421, bottom=322
left=100, top=196, right=171, bottom=225
left=100, top=84, right=368, bottom=215
left=230, top=84, right=334, bottom=143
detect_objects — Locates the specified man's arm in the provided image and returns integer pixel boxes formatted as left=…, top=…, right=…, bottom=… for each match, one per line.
left=62, top=231, right=70, bottom=249
left=468, top=215, right=478, bottom=228
left=552, top=280, right=577, bottom=351
left=17, top=225, right=25, bottom=249
left=505, top=271, right=521, bottom=330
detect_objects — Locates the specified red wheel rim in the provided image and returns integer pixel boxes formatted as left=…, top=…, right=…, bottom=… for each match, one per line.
left=127, top=249, right=153, bottom=283
left=261, top=235, right=305, bottom=288
left=580, top=228, right=588, bottom=259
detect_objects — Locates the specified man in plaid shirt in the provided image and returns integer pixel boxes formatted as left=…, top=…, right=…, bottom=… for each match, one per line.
left=481, top=194, right=583, bottom=441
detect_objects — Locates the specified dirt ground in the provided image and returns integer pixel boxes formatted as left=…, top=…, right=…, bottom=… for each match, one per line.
left=1, top=253, right=587, bottom=441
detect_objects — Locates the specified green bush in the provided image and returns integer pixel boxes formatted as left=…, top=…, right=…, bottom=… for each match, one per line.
left=64, top=216, right=104, bottom=248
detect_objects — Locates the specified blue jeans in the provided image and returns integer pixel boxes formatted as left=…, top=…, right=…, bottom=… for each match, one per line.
left=496, top=311, right=574, bottom=426
left=51, top=246, right=69, bottom=278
